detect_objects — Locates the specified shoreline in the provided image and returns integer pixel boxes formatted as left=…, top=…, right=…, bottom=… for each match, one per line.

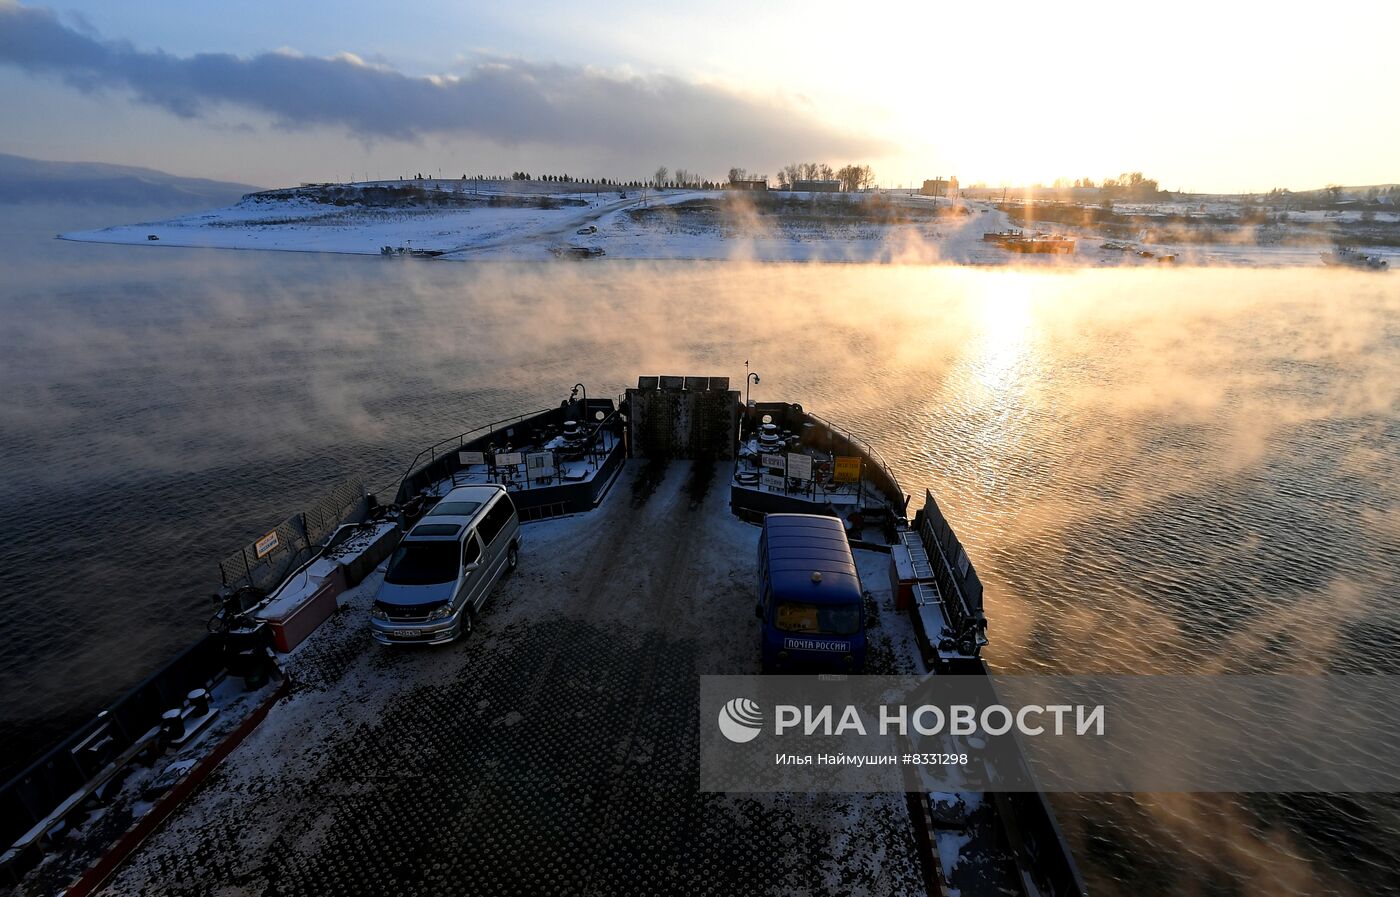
left=55, top=186, right=1392, bottom=270
left=51, top=232, right=1357, bottom=270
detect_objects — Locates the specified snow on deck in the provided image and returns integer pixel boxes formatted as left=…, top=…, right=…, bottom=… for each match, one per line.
left=96, top=461, right=927, bottom=897
left=258, top=556, right=340, bottom=619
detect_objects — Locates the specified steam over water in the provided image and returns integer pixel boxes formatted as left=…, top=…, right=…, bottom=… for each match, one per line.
left=2, top=206, right=1398, bottom=895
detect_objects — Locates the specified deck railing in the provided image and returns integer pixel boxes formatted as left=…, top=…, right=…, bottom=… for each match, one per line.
left=803, top=410, right=909, bottom=515
left=395, top=401, right=621, bottom=506
left=394, top=407, right=554, bottom=503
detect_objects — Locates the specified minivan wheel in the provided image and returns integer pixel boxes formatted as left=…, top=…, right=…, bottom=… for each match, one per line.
left=506, top=544, right=519, bottom=571
left=460, top=612, right=473, bottom=639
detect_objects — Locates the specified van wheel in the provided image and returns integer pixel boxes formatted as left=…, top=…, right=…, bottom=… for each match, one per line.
left=507, top=544, right=519, bottom=572
left=460, top=612, right=473, bottom=639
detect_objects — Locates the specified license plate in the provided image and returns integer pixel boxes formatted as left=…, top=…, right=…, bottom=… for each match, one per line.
left=394, top=629, right=422, bottom=638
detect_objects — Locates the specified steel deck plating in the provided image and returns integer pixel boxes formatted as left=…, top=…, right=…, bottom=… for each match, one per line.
left=92, top=461, right=930, bottom=897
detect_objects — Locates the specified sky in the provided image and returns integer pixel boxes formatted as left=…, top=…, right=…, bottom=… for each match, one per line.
left=0, top=0, right=1396, bottom=193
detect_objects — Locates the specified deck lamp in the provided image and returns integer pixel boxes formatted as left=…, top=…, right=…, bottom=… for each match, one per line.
left=570, top=383, right=593, bottom=468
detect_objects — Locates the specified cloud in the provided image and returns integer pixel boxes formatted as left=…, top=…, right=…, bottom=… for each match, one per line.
left=0, top=3, right=883, bottom=167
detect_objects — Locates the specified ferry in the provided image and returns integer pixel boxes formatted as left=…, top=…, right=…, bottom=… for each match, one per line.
left=1, top=376, right=1084, bottom=897
left=1320, top=246, right=1388, bottom=270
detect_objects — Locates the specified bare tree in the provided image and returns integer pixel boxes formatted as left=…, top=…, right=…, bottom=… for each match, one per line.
left=727, top=167, right=748, bottom=184
left=818, top=163, right=834, bottom=181
left=674, top=168, right=691, bottom=188
left=830, top=164, right=875, bottom=192
left=654, top=166, right=669, bottom=189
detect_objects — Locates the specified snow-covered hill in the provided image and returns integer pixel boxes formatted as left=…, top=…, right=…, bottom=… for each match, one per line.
left=0, top=153, right=259, bottom=207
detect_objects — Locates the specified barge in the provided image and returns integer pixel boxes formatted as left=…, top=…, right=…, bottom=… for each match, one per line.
left=380, top=245, right=444, bottom=258
left=2, top=375, right=1083, bottom=897
left=999, top=234, right=1076, bottom=254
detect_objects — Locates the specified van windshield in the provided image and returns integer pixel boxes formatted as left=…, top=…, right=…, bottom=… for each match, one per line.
left=426, top=500, right=483, bottom=517
left=384, top=541, right=460, bottom=585
left=774, top=601, right=862, bottom=636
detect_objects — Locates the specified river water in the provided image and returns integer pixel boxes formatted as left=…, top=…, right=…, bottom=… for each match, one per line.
left=2, top=204, right=1397, bottom=895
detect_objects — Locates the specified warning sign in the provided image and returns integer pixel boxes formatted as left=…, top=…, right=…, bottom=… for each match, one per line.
left=786, top=453, right=812, bottom=481
left=254, top=530, right=280, bottom=559
left=833, top=456, right=862, bottom=483
left=526, top=452, right=556, bottom=479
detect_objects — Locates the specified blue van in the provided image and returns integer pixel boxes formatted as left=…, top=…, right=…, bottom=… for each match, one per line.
left=755, top=514, right=867, bottom=672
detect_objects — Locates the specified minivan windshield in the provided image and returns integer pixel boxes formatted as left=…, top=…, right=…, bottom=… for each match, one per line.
left=383, top=541, right=460, bottom=585
left=426, top=500, right=483, bottom=517
left=774, top=601, right=862, bottom=636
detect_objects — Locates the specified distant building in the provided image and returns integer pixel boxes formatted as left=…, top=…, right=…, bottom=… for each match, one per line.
left=792, top=179, right=841, bottom=193
left=920, top=178, right=948, bottom=197
left=730, top=178, right=769, bottom=191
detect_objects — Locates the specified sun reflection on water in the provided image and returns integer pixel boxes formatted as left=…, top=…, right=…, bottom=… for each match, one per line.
left=971, top=273, right=1037, bottom=393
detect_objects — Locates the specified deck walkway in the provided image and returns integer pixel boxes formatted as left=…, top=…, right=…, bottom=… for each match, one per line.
left=98, top=461, right=928, bottom=897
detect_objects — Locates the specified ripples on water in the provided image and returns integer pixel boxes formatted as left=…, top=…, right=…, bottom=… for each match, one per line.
left=1, top=205, right=1397, bottom=895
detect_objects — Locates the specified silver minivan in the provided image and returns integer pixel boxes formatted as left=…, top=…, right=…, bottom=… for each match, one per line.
left=370, top=485, right=520, bottom=645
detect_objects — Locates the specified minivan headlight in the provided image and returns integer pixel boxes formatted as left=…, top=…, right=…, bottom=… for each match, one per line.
left=427, top=603, right=453, bottom=621
left=371, top=606, right=389, bottom=621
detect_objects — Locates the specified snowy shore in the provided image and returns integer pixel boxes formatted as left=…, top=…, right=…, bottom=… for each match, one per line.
left=58, top=182, right=1382, bottom=268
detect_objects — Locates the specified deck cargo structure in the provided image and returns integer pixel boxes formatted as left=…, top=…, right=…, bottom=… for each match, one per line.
left=2, top=375, right=1083, bottom=897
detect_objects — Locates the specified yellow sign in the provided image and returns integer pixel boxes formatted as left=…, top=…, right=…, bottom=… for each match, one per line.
left=254, top=530, right=281, bottom=559
left=833, top=456, right=861, bottom=483
left=776, top=603, right=819, bottom=633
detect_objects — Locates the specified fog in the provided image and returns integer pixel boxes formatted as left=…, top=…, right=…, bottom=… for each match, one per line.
left=2, top=203, right=1398, bottom=894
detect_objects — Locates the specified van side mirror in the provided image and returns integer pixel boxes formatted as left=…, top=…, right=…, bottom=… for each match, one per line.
left=754, top=603, right=763, bottom=621
left=463, top=561, right=481, bottom=573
